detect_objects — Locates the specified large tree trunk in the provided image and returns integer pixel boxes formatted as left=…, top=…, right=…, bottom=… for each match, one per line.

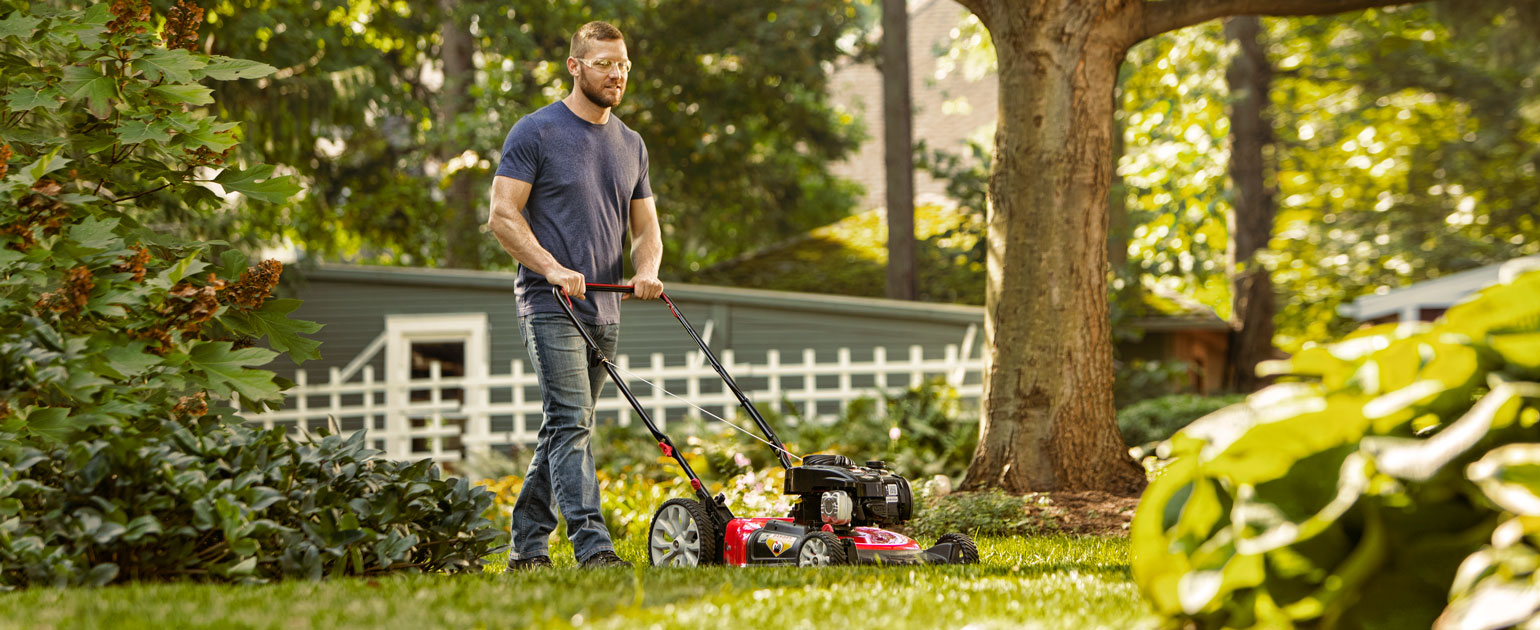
left=439, top=0, right=479, bottom=269
left=1224, top=15, right=1277, bottom=392
left=959, top=0, right=1146, bottom=495
left=882, top=0, right=917, bottom=300
left=955, top=0, right=1412, bottom=495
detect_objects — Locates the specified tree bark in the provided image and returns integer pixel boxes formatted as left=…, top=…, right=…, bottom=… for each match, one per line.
left=883, top=0, right=917, bottom=301
left=958, top=0, right=1147, bottom=495
left=439, top=0, right=479, bottom=269
left=953, top=0, right=1410, bottom=494
left=1224, top=15, right=1277, bottom=392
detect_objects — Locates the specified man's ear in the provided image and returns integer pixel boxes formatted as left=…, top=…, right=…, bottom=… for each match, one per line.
left=566, top=57, right=579, bottom=77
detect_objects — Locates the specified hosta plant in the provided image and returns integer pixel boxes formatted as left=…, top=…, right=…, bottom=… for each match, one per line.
left=0, top=1, right=502, bottom=587
left=1132, top=257, right=1540, bottom=630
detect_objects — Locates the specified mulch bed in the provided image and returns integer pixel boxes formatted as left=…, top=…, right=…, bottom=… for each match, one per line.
left=1020, top=491, right=1141, bottom=536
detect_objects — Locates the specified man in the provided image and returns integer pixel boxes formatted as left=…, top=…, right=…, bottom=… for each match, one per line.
left=486, top=21, right=663, bottom=570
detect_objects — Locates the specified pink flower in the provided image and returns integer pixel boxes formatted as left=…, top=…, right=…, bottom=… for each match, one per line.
left=733, top=452, right=751, bottom=468
left=889, top=427, right=902, bottom=441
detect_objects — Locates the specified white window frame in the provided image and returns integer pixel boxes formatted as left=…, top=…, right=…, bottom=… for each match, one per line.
left=383, top=313, right=490, bottom=459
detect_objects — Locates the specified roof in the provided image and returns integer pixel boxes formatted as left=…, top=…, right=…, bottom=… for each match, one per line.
left=1337, top=256, right=1540, bottom=320
left=302, top=261, right=1230, bottom=333
left=300, top=263, right=985, bottom=326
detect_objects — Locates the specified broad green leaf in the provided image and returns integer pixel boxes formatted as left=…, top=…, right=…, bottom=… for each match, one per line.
left=5, top=87, right=63, bottom=112
left=115, top=119, right=173, bottom=145
left=149, top=83, right=214, bottom=106
left=22, top=147, right=70, bottom=186
left=104, top=343, right=161, bottom=378
left=60, top=65, right=117, bottom=118
left=160, top=253, right=209, bottom=286
left=68, top=216, right=121, bottom=251
left=0, top=12, right=40, bottom=41
left=221, top=298, right=323, bottom=363
left=24, top=407, right=76, bottom=443
left=132, top=48, right=204, bottom=83
left=187, top=341, right=281, bottom=402
left=0, top=248, right=23, bottom=270
left=1468, top=442, right=1540, bottom=516
left=214, top=165, right=302, bottom=203
left=201, top=56, right=277, bottom=81
left=179, top=120, right=240, bottom=152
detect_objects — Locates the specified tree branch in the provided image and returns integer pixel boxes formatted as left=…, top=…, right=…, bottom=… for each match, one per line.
left=1139, top=0, right=1415, bottom=42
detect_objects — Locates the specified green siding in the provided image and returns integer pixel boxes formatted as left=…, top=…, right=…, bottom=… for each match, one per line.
left=268, top=269, right=981, bottom=385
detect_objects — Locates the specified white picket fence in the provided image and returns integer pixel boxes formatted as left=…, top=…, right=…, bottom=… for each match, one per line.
left=241, top=343, right=984, bottom=464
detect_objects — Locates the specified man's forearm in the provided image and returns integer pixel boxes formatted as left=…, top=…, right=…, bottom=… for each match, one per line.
left=630, top=229, right=662, bottom=278
left=489, top=207, right=563, bottom=276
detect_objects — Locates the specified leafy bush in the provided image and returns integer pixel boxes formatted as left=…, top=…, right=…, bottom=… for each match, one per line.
left=0, top=2, right=501, bottom=587
left=907, top=490, right=1034, bottom=540
left=1114, top=358, right=1195, bottom=408
left=1132, top=260, right=1540, bottom=629
left=2, top=421, right=501, bottom=585
left=1117, top=393, right=1245, bottom=447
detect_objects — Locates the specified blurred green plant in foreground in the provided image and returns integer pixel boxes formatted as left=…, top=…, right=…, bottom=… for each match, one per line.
left=1132, top=257, right=1540, bottom=629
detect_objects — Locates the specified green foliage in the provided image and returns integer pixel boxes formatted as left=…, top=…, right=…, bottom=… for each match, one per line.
left=0, top=1, right=503, bottom=587
left=906, top=490, right=1032, bottom=540
left=199, top=0, right=872, bottom=271
left=1116, top=393, right=1246, bottom=447
left=1131, top=263, right=1540, bottom=629
left=1, top=421, right=501, bottom=586
left=1114, top=358, right=1195, bottom=408
left=690, top=203, right=985, bottom=303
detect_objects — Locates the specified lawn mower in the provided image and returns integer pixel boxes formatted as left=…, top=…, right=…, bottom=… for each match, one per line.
left=554, top=283, right=980, bottom=568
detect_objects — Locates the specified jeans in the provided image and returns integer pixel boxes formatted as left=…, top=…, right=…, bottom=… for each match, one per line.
left=510, top=312, right=619, bottom=563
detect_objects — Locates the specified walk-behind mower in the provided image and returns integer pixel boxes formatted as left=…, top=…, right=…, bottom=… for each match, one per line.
left=555, top=284, right=979, bottom=567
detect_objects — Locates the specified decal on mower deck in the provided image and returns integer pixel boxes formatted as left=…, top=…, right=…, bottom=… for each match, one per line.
left=763, top=533, right=797, bottom=557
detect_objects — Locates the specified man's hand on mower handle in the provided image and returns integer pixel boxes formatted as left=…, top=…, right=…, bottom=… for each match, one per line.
left=628, top=274, right=664, bottom=300
left=548, top=267, right=586, bottom=300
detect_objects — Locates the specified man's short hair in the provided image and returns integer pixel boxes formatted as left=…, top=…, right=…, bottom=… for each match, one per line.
left=570, top=21, right=624, bottom=59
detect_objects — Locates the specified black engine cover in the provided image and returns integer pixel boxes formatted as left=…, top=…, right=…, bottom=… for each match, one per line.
left=784, top=460, right=913, bottom=527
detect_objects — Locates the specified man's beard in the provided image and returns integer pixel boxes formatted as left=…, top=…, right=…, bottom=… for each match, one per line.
left=579, top=75, right=623, bottom=108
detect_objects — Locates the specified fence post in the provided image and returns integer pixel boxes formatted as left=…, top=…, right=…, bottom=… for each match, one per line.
left=650, top=352, right=667, bottom=430
left=874, top=346, right=888, bottom=391
left=328, top=367, right=342, bottom=435
left=802, top=348, right=817, bottom=418
left=767, top=349, right=782, bottom=413
left=362, top=365, right=376, bottom=448
left=837, top=347, right=852, bottom=414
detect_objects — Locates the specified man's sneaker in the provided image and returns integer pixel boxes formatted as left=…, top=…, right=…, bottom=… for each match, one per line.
left=580, top=550, right=632, bottom=569
left=506, top=555, right=553, bottom=571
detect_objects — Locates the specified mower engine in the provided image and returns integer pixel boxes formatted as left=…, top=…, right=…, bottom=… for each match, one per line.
left=785, top=454, right=913, bottom=529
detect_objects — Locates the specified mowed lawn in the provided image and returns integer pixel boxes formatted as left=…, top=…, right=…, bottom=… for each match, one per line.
left=0, top=536, right=1156, bottom=630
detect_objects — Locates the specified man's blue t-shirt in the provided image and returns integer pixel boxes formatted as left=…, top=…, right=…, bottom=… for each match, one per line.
left=496, top=101, right=652, bottom=325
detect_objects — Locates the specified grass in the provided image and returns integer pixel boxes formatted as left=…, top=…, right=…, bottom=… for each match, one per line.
left=0, top=536, right=1157, bottom=630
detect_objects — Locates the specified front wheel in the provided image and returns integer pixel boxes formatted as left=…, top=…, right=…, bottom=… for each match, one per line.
left=936, top=532, right=979, bottom=564
left=648, top=498, right=719, bottom=567
left=794, top=531, right=847, bottom=567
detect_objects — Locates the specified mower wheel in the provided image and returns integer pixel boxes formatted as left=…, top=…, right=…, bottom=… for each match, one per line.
left=936, top=532, right=979, bottom=564
left=648, top=498, right=719, bottom=567
left=794, top=531, right=847, bottom=567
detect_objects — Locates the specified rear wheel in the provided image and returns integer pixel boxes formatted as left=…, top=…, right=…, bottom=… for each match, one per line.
left=795, top=531, right=847, bottom=567
left=648, top=498, right=719, bottom=567
left=936, top=532, right=979, bottom=564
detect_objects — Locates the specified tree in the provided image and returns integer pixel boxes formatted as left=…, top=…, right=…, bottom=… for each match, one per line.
left=1224, top=15, right=1277, bottom=392
left=953, top=0, right=1408, bottom=495
left=195, top=1, right=871, bottom=273
left=881, top=0, right=916, bottom=300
